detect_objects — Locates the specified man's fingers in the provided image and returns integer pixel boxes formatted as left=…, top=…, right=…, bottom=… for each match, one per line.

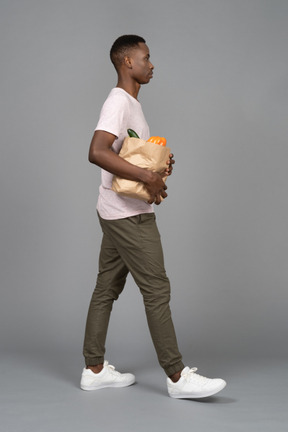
left=148, top=187, right=168, bottom=205
left=161, top=189, right=168, bottom=198
left=166, top=153, right=175, bottom=165
left=165, top=154, right=175, bottom=176
left=155, top=195, right=161, bottom=205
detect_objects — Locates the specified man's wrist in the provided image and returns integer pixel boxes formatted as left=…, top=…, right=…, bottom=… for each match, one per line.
left=137, top=168, right=153, bottom=184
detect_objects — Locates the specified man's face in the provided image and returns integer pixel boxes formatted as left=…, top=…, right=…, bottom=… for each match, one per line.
left=128, top=43, right=154, bottom=84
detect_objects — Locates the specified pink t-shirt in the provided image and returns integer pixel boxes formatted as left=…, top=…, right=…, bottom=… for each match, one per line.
left=95, top=87, right=154, bottom=220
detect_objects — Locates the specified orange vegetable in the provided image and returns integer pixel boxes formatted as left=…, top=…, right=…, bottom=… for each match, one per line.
left=147, top=136, right=167, bottom=146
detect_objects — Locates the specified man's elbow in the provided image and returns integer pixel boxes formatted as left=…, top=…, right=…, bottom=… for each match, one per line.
left=88, top=147, right=100, bottom=165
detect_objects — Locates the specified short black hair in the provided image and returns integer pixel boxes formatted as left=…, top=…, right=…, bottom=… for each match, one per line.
left=110, top=35, right=146, bottom=70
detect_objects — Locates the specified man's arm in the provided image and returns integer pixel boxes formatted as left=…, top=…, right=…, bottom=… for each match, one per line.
left=88, top=130, right=167, bottom=204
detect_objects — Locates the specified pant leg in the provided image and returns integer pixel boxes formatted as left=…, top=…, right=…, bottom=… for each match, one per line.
left=99, top=213, right=184, bottom=377
left=83, top=230, right=129, bottom=366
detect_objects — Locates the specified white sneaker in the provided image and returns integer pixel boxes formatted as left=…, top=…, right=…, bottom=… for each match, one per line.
left=80, top=360, right=136, bottom=391
left=167, top=367, right=226, bottom=399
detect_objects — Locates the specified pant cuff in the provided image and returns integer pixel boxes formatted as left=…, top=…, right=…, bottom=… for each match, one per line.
left=85, top=357, right=104, bottom=366
left=164, top=361, right=185, bottom=377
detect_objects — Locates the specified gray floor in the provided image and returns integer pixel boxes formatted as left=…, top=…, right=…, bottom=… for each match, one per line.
left=1, top=349, right=287, bottom=432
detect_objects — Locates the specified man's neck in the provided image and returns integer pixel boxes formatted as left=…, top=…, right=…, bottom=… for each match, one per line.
left=116, top=78, right=141, bottom=100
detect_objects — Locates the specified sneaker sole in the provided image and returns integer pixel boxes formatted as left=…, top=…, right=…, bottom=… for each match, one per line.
left=168, top=381, right=227, bottom=399
left=81, top=378, right=136, bottom=391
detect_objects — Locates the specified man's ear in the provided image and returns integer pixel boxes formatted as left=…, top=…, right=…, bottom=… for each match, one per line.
left=124, top=56, right=133, bottom=69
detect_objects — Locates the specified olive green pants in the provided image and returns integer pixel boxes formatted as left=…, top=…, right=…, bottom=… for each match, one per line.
left=83, top=213, right=184, bottom=377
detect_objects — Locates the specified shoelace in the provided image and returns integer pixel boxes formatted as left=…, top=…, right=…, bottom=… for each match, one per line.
left=104, top=361, right=121, bottom=376
left=181, top=367, right=209, bottom=383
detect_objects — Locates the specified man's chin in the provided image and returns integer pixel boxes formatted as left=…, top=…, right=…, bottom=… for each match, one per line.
left=142, top=77, right=152, bottom=85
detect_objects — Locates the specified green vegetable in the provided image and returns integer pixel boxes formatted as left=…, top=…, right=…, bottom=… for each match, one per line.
left=127, top=129, right=140, bottom=138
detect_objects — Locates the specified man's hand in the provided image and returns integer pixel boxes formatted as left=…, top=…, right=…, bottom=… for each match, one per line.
left=164, top=153, right=175, bottom=176
left=143, top=171, right=168, bottom=205
left=147, top=153, right=174, bottom=205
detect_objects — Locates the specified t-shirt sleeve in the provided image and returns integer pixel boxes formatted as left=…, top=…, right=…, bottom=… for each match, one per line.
left=95, top=93, right=130, bottom=138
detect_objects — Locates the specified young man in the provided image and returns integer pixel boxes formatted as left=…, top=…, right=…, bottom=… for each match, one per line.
left=81, top=35, right=227, bottom=398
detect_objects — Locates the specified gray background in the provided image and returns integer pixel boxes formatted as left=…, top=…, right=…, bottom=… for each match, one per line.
left=1, top=0, right=287, bottom=431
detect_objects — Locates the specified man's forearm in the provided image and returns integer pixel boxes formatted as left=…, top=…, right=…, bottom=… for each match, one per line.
left=89, top=147, right=154, bottom=184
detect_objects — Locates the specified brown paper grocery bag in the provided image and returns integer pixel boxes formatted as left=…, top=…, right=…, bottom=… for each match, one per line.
left=112, top=136, right=171, bottom=201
